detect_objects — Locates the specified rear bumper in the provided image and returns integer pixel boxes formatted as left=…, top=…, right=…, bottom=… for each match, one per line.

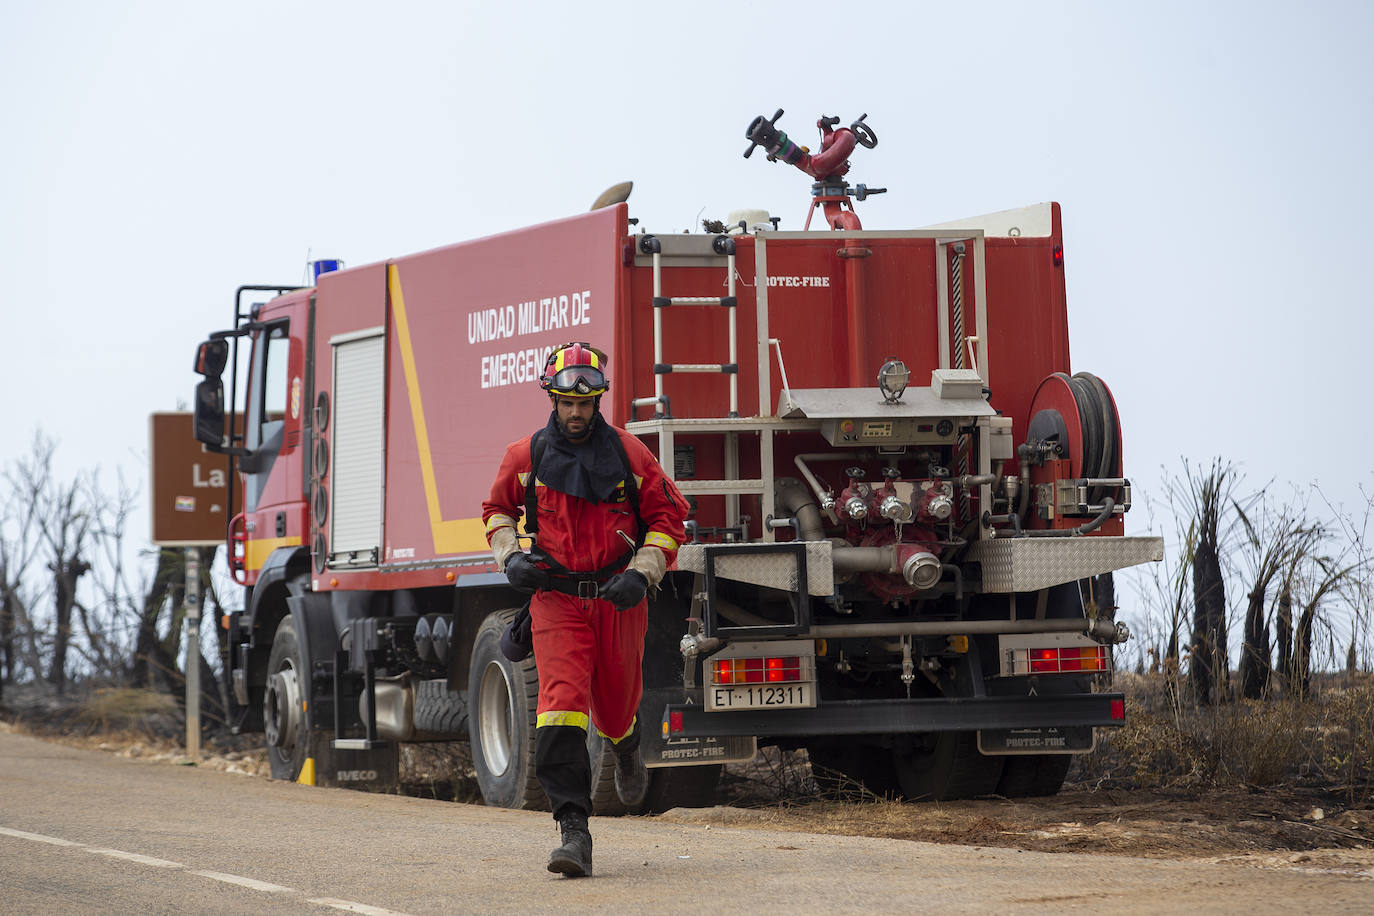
left=663, top=692, right=1125, bottom=739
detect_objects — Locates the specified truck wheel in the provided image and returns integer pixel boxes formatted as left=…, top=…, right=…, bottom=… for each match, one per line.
left=586, top=730, right=627, bottom=816
left=808, top=744, right=901, bottom=798
left=892, top=731, right=1005, bottom=801
left=635, top=764, right=722, bottom=813
left=467, top=610, right=546, bottom=810
left=264, top=615, right=308, bottom=781
left=414, top=679, right=468, bottom=736
left=997, top=753, right=1072, bottom=798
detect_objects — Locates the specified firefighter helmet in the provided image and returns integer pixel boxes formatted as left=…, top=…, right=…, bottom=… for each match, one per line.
left=540, top=342, right=609, bottom=397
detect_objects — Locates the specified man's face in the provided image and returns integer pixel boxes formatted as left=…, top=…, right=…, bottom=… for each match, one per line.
left=554, top=396, right=596, bottom=441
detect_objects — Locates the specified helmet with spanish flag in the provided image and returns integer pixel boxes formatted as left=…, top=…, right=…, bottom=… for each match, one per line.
left=539, top=342, right=609, bottom=397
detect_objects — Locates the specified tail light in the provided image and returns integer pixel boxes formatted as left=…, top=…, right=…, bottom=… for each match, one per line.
left=1009, top=644, right=1109, bottom=675
left=712, top=656, right=803, bottom=685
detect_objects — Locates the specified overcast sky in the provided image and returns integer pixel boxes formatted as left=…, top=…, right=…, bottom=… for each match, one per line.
left=4, top=1, right=1371, bottom=614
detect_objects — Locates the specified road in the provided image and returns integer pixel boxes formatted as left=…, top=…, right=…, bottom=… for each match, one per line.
left=1, top=730, right=1369, bottom=914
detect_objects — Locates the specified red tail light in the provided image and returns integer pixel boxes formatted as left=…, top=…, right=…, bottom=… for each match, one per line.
left=713, top=656, right=802, bottom=685
left=1012, top=645, right=1109, bottom=675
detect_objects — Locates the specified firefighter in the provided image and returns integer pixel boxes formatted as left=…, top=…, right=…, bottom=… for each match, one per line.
left=482, top=342, right=688, bottom=878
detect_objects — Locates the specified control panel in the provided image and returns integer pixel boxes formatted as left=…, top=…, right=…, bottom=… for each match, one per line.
left=820, top=416, right=959, bottom=447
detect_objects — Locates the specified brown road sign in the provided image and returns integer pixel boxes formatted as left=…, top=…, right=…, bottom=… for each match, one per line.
left=149, top=412, right=234, bottom=546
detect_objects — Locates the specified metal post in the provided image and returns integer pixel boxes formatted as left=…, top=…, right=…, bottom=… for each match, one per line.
left=184, top=546, right=201, bottom=761
left=652, top=250, right=664, bottom=406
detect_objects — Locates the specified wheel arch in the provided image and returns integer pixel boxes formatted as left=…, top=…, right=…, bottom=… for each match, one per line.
left=241, top=546, right=313, bottom=718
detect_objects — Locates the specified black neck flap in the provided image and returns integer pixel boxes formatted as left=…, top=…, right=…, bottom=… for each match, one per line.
left=536, top=410, right=624, bottom=503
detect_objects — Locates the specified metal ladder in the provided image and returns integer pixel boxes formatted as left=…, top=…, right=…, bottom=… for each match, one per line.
left=626, top=233, right=801, bottom=542
left=632, top=235, right=739, bottom=419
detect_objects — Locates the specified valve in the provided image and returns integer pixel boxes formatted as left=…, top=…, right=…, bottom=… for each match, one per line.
left=850, top=114, right=878, bottom=149
left=879, top=494, right=913, bottom=522
left=919, top=480, right=955, bottom=522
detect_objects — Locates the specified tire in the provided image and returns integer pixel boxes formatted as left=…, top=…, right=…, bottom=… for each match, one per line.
left=414, top=679, right=468, bottom=736
left=997, top=753, right=1072, bottom=798
left=264, top=616, right=309, bottom=781
left=808, top=744, right=902, bottom=798
left=467, top=609, right=546, bottom=810
left=636, top=764, right=721, bottom=813
left=892, top=731, right=1005, bottom=801
left=587, top=730, right=627, bottom=816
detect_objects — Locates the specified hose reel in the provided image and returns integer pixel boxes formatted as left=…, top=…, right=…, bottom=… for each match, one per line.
left=1025, top=371, right=1125, bottom=517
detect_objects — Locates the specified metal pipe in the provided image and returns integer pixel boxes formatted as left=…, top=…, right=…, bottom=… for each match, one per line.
left=727, top=250, right=738, bottom=417
left=940, top=562, right=963, bottom=601
left=792, top=454, right=840, bottom=524
left=805, top=616, right=1120, bottom=640
left=1019, top=498, right=1116, bottom=538
left=832, top=546, right=896, bottom=573
left=774, top=477, right=828, bottom=541
left=652, top=248, right=664, bottom=406
left=845, top=247, right=869, bottom=387
left=1015, top=448, right=1033, bottom=523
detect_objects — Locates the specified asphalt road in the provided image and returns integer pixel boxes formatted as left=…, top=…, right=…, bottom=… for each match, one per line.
left=1, top=730, right=1369, bottom=914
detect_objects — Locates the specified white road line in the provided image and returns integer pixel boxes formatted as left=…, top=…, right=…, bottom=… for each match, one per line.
left=190, top=870, right=295, bottom=894
left=0, top=826, right=85, bottom=847
left=308, top=898, right=416, bottom=916
left=87, top=848, right=183, bottom=868
left=2, top=824, right=414, bottom=916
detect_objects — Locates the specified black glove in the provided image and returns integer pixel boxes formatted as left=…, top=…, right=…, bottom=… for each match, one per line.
left=505, top=552, right=548, bottom=592
left=599, top=569, right=647, bottom=611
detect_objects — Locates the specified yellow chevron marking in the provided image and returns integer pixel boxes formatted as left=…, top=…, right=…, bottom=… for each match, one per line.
left=389, top=264, right=490, bottom=555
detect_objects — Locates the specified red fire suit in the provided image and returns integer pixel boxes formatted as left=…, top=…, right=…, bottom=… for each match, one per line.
left=482, top=423, right=687, bottom=814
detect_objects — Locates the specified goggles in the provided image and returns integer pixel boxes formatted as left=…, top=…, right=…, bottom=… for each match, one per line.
left=543, top=365, right=608, bottom=396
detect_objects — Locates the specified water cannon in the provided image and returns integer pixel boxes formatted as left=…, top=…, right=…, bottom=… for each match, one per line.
left=744, top=109, right=878, bottom=181
left=743, top=109, right=885, bottom=230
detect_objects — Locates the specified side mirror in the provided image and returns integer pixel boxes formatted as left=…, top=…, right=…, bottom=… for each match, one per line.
left=194, top=339, right=228, bottom=378
left=194, top=378, right=226, bottom=448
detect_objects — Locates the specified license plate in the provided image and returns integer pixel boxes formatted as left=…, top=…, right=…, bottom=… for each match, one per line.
left=707, top=682, right=815, bottom=711
left=977, top=725, right=1096, bottom=755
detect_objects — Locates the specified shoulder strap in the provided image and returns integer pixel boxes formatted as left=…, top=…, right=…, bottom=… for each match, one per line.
left=607, top=430, right=645, bottom=547
left=524, top=429, right=546, bottom=536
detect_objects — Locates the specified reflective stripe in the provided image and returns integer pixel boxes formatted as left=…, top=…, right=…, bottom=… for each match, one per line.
left=644, top=531, right=678, bottom=552
left=517, top=472, right=531, bottom=486
left=597, top=717, right=637, bottom=744
left=485, top=514, right=517, bottom=533
left=537, top=711, right=589, bottom=730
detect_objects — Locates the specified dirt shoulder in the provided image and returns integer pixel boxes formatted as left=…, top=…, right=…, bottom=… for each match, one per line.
left=3, top=690, right=1371, bottom=877
left=664, top=786, right=1374, bottom=869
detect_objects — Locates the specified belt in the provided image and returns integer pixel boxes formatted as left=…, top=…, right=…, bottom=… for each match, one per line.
left=541, top=575, right=610, bottom=600
left=530, top=546, right=632, bottom=600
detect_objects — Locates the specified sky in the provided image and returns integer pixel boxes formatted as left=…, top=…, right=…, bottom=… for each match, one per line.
left=3, top=1, right=1372, bottom=636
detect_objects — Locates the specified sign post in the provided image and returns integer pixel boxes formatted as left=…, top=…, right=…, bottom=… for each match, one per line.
left=185, top=546, right=201, bottom=761
left=149, top=412, right=233, bottom=763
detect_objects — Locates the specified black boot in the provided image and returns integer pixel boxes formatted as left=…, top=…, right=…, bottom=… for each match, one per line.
left=547, top=808, right=593, bottom=877
left=612, top=725, right=649, bottom=808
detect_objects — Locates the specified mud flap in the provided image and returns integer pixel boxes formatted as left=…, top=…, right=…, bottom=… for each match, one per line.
left=300, top=731, right=401, bottom=790
left=977, top=725, right=1095, bottom=755
left=640, top=687, right=756, bottom=767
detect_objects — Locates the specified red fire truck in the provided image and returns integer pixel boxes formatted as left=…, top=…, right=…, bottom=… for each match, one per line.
left=191, top=110, right=1161, bottom=807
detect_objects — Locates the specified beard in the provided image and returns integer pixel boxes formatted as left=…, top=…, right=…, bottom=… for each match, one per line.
left=556, top=410, right=594, bottom=441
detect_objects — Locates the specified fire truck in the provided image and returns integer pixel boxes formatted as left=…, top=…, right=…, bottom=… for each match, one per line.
left=190, top=110, right=1161, bottom=808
